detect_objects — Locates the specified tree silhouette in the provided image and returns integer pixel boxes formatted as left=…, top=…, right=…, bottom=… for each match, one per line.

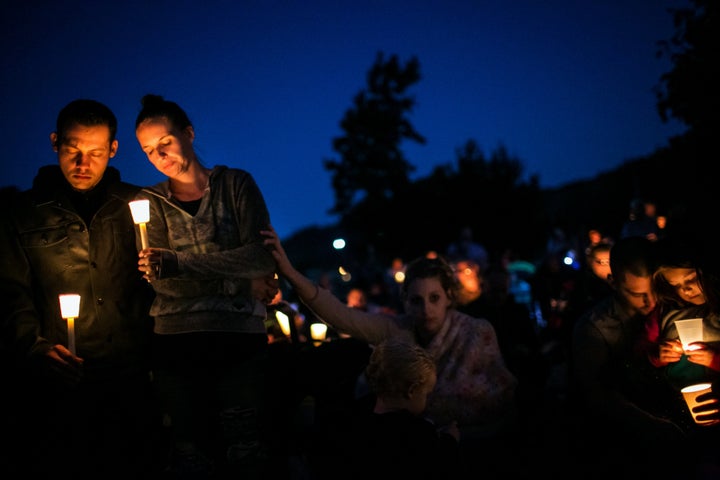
left=288, top=2, right=709, bottom=271
left=649, top=0, right=717, bottom=237
left=324, top=52, right=425, bottom=217
left=335, top=139, right=544, bottom=267
left=655, top=0, right=718, bottom=136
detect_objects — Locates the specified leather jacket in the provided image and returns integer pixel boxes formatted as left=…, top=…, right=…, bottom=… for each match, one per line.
left=0, top=165, right=154, bottom=381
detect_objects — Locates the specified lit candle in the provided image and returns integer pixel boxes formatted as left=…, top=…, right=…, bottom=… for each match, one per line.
left=128, top=199, right=151, bottom=249
left=275, top=310, right=291, bottom=337
left=58, top=294, right=81, bottom=356
left=310, top=323, right=327, bottom=343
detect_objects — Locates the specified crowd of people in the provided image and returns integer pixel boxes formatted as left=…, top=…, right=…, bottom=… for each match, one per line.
left=1, top=97, right=719, bottom=479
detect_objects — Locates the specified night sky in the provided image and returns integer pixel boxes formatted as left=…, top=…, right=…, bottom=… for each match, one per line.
left=1, top=0, right=688, bottom=238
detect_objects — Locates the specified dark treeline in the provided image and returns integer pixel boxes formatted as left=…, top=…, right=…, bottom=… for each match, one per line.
left=282, top=0, right=717, bottom=281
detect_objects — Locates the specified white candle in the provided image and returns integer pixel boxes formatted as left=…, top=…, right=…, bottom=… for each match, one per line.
left=58, top=294, right=81, bottom=356
left=275, top=311, right=291, bottom=337
left=128, top=200, right=151, bottom=249
left=66, top=316, right=76, bottom=356
left=138, top=222, right=149, bottom=250
left=310, top=323, right=327, bottom=342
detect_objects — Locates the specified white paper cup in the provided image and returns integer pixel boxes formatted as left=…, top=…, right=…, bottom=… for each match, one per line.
left=681, top=383, right=719, bottom=425
left=674, top=318, right=703, bottom=352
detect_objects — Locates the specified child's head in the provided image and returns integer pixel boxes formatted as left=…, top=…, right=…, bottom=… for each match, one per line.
left=365, top=339, right=436, bottom=415
left=654, top=236, right=706, bottom=309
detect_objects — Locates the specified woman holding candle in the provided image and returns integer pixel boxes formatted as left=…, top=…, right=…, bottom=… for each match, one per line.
left=132, top=94, right=279, bottom=479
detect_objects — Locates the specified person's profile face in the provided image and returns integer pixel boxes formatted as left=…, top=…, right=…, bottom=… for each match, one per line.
left=52, top=124, right=116, bottom=191
left=617, top=272, right=657, bottom=316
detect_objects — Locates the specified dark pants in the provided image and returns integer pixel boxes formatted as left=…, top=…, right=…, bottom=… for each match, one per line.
left=153, top=332, right=269, bottom=479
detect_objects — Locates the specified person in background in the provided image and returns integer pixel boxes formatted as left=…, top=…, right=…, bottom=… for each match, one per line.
left=620, top=198, right=661, bottom=241
left=262, top=225, right=518, bottom=475
left=586, top=241, right=613, bottom=285
left=321, top=339, right=461, bottom=480
left=132, top=94, right=278, bottom=479
left=584, top=228, right=603, bottom=252
left=0, top=99, right=158, bottom=477
left=446, top=225, right=489, bottom=273
left=531, top=247, right=580, bottom=365
left=346, top=286, right=373, bottom=312
left=572, top=241, right=615, bottom=317
left=501, top=248, right=536, bottom=315
left=459, top=262, right=546, bottom=425
left=453, top=259, right=484, bottom=309
left=265, top=287, right=305, bottom=344
left=570, top=236, right=688, bottom=478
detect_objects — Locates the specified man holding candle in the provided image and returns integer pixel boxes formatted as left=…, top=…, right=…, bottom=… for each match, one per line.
left=0, top=99, right=158, bottom=477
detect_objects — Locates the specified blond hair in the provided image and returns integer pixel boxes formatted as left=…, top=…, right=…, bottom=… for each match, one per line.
left=365, top=339, right=436, bottom=397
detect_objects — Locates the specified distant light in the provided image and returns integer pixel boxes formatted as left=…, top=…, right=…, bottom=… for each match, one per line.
left=338, top=265, right=352, bottom=282
left=564, top=249, right=580, bottom=270
left=333, top=238, right=346, bottom=250
left=394, top=271, right=405, bottom=283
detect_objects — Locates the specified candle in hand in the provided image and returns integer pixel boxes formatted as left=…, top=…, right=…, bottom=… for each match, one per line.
left=275, top=310, right=291, bottom=337
left=128, top=199, right=151, bottom=249
left=58, top=294, right=81, bottom=356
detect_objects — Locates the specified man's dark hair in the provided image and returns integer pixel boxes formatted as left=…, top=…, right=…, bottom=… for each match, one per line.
left=609, top=236, right=657, bottom=281
left=55, top=99, right=117, bottom=146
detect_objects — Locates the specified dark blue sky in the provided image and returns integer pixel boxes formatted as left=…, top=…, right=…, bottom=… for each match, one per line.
left=1, top=0, right=687, bottom=238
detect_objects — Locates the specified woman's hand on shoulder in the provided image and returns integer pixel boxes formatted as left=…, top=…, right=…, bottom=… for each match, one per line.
left=261, top=225, right=293, bottom=276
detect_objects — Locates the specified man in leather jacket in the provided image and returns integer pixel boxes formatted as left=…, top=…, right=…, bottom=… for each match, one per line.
left=0, top=99, right=158, bottom=477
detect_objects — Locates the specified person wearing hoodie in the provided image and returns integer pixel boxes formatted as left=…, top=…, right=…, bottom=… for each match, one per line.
left=132, top=94, right=278, bottom=479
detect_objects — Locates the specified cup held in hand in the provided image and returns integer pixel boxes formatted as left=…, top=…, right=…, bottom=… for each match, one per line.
left=681, top=383, right=719, bottom=426
left=674, top=318, right=703, bottom=352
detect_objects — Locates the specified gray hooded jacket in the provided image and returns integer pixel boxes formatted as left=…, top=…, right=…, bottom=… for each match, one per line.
left=137, top=165, right=276, bottom=334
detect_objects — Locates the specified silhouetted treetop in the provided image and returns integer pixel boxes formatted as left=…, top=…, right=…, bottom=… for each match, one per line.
left=655, top=0, right=718, bottom=135
left=324, top=52, right=424, bottom=217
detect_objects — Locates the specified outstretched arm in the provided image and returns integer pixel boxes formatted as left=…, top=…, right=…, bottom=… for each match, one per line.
left=262, top=225, right=400, bottom=345
left=261, top=225, right=322, bottom=303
